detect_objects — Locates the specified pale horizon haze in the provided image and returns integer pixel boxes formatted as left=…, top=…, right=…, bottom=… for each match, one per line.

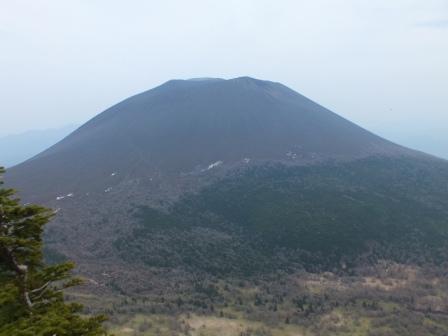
left=1, top=1, right=447, bottom=158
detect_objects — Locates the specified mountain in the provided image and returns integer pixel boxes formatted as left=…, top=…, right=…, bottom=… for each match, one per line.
left=0, top=124, right=78, bottom=168
left=6, top=77, right=411, bottom=201
left=6, top=76, right=445, bottom=267
left=6, top=77, right=448, bottom=274
left=5, top=77, right=448, bottom=334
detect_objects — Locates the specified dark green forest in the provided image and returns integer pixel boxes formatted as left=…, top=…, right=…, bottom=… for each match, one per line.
left=116, top=157, right=448, bottom=275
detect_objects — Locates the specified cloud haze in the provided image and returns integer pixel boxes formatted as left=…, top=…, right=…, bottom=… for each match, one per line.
left=0, top=0, right=447, bottom=156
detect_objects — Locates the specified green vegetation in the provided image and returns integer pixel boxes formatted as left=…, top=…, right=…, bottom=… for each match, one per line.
left=4, top=156, right=447, bottom=334
left=74, top=261, right=448, bottom=335
left=106, top=157, right=448, bottom=335
left=0, top=167, right=107, bottom=335
left=116, top=157, right=448, bottom=274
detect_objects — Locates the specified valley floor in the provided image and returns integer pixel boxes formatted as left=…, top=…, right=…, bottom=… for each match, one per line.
left=69, top=261, right=448, bottom=336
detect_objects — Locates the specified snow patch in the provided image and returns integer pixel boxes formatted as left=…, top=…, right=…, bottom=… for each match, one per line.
left=286, top=151, right=297, bottom=159
left=57, top=193, right=74, bottom=200
left=104, top=187, right=112, bottom=193
left=206, top=161, right=223, bottom=170
left=110, top=172, right=117, bottom=176
left=243, top=158, right=251, bottom=164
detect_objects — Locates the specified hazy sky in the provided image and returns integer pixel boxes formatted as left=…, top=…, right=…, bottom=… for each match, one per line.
left=1, top=1, right=447, bottom=156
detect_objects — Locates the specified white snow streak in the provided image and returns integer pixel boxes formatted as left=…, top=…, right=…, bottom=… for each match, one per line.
left=207, top=161, right=223, bottom=170
left=56, top=192, right=74, bottom=200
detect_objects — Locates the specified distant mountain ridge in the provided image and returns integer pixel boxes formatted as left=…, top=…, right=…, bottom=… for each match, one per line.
left=0, top=125, right=78, bottom=168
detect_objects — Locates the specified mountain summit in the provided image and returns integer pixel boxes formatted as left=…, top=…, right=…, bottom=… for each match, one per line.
left=7, top=77, right=411, bottom=201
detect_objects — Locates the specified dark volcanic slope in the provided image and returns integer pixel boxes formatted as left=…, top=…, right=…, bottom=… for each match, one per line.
left=6, top=77, right=409, bottom=201
left=4, top=77, right=448, bottom=290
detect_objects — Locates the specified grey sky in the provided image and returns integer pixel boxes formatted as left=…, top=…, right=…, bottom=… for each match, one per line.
left=0, top=1, right=447, bottom=156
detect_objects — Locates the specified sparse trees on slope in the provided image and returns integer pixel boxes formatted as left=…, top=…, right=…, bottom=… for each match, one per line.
left=0, top=167, right=107, bottom=335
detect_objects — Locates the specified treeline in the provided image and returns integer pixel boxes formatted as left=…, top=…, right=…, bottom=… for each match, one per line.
left=0, top=167, right=108, bottom=335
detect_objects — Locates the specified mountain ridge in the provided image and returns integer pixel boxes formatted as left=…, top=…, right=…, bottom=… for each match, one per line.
left=6, top=77, right=421, bottom=203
